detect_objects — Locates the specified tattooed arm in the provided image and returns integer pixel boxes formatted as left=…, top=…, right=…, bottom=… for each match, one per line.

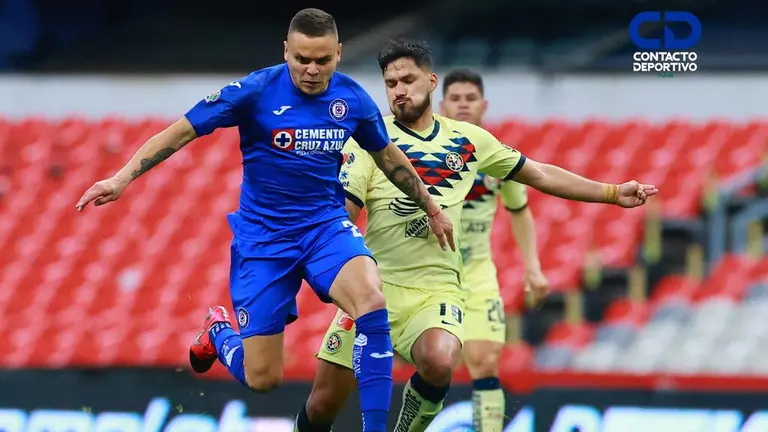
left=368, top=142, right=456, bottom=250
left=75, top=117, right=197, bottom=211
left=368, top=142, right=438, bottom=215
left=118, top=117, right=197, bottom=182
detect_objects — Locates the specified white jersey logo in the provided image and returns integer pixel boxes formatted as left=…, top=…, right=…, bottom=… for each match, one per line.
left=273, top=105, right=292, bottom=115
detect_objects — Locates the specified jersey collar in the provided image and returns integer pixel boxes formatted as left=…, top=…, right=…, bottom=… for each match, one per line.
left=393, top=117, right=440, bottom=142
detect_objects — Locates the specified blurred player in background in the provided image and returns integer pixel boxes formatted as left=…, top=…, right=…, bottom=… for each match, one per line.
left=294, top=39, right=658, bottom=432
left=74, top=10, right=455, bottom=432
left=440, top=69, right=549, bottom=431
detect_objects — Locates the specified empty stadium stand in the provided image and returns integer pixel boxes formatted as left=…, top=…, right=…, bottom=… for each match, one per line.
left=556, top=254, right=768, bottom=375
left=0, top=117, right=765, bottom=380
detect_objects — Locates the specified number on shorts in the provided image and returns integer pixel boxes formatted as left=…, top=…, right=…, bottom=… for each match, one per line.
left=485, top=299, right=505, bottom=323
left=439, top=302, right=463, bottom=324
left=342, top=220, right=363, bottom=237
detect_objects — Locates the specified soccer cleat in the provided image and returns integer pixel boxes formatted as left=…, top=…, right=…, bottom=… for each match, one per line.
left=189, top=306, right=232, bottom=373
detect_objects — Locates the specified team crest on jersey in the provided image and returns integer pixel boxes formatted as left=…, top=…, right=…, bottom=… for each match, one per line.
left=326, top=332, right=343, bottom=352
left=236, top=307, right=249, bottom=328
left=329, top=98, right=349, bottom=121
left=397, top=137, right=476, bottom=197
left=272, top=129, right=295, bottom=151
left=445, top=152, right=465, bottom=172
left=204, top=90, right=221, bottom=103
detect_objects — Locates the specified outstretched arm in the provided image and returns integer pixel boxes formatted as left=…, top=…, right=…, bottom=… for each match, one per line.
left=75, top=118, right=197, bottom=211
left=511, top=159, right=658, bottom=207
left=122, top=118, right=197, bottom=182
left=76, top=78, right=249, bottom=211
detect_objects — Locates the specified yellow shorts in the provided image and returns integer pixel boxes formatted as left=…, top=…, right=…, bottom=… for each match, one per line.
left=317, top=282, right=465, bottom=369
left=462, top=258, right=506, bottom=344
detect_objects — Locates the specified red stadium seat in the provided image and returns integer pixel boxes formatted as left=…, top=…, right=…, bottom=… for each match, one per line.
left=649, top=275, right=700, bottom=307
left=602, top=298, right=650, bottom=326
left=0, top=116, right=764, bottom=376
left=693, top=254, right=757, bottom=302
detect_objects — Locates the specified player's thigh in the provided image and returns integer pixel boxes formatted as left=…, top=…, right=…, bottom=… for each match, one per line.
left=463, top=286, right=507, bottom=345
left=388, top=284, right=464, bottom=368
left=462, top=270, right=506, bottom=378
left=303, top=217, right=384, bottom=318
left=230, top=237, right=303, bottom=375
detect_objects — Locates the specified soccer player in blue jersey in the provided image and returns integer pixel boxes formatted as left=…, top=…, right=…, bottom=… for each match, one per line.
left=75, top=9, right=454, bottom=432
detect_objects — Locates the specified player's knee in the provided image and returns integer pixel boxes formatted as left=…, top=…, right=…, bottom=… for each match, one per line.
left=358, top=286, right=386, bottom=315
left=417, top=352, right=455, bottom=386
left=347, top=281, right=385, bottom=318
left=244, top=364, right=283, bottom=393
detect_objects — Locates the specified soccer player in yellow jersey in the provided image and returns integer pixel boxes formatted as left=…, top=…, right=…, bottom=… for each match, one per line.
left=294, top=39, right=658, bottom=432
left=440, top=69, right=550, bottom=431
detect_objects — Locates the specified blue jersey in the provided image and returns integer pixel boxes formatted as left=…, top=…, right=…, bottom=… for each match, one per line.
left=185, top=63, right=389, bottom=237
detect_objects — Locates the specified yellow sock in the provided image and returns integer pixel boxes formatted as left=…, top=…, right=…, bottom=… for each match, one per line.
left=394, top=380, right=444, bottom=432
left=472, top=385, right=505, bottom=431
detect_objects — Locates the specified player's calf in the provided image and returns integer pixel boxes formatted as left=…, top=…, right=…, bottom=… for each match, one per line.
left=189, top=306, right=285, bottom=393
left=464, top=340, right=505, bottom=432
left=394, top=328, right=462, bottom=432
left=295, top=359, right=356, bottom=432
left=242, top=338, right=284, bottom=392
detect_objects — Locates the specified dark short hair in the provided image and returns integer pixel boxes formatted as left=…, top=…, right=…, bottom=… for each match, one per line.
left=288, top=8, right=338, bottom=38
left=443, top=69, right=484, bottom=96
left=377, top=39, right=433, bottom=73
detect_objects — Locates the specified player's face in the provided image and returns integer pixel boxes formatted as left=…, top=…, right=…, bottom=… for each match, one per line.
left=284, top=32, right=341, bottom=95
left=382, top=57, right=437, bottom=124
left=440, top=82, right=487, bottom=126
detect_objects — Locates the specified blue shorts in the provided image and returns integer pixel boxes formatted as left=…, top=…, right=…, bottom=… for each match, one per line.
left=228, top=215, right=373, bottom=338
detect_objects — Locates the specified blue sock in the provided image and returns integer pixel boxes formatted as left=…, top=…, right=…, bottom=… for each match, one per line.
left=473, top=377, right=500, bottom=390
left=352, top=309, right=394, bottom=432
left=209, top=322, right=248, bottom=388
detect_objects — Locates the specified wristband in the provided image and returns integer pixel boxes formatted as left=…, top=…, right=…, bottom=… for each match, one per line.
left=604, top=184, right=619, bottom=204
left=428, top=208, right=440, bottom=218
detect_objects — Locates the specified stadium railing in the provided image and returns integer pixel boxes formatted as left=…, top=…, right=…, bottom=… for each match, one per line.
left=708, top=163, right=768, bottom=267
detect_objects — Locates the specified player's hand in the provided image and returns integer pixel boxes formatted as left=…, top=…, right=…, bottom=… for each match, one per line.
left=428, top=209, right=456, bottom=251
left=75, top=176, right=130, bottom=211
left=616, top=181, right=659, bottom=208
left=524, top=267, right=550, bottom=307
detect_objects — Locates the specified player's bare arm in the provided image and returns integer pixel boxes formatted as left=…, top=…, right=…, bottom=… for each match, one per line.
left=75, top=118, right=197, bottom=211
left=509, top=206, right=549, bottom=302
left=345, top=199, right=363, bottom=223
left=369, top=142, right=456, bottom=251
left=512, top=159, right=659, bottom=207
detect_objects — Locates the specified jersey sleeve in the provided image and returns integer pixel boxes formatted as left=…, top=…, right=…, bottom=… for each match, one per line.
left=184, top=79, right=253, bottom=137
left=465, top=123, right=527, bottom=180
left=339, top=139, right=375, bottom=208
left=500, top=181, right=529, bottom=211
left=350, top=85, right=390, bottom=152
